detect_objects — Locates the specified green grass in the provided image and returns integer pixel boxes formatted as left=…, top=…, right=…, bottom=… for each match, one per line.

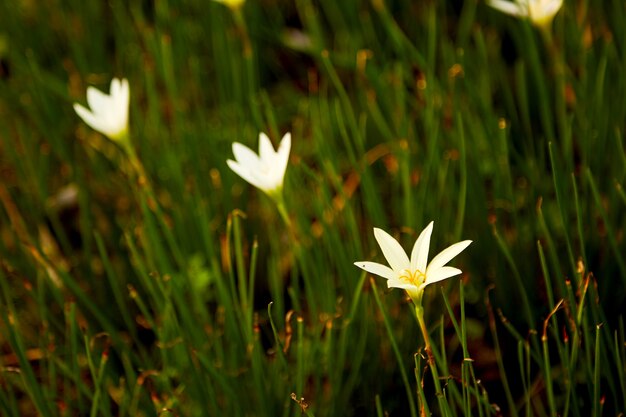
left=1, top=0, right=625, bottom=415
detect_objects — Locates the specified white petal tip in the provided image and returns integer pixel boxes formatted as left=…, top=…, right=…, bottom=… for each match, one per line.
left=280, top=132, right=292, bottom=146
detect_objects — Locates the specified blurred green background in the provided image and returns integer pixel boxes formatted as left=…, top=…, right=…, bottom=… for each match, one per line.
left=1, top=0, right=625, bottom=416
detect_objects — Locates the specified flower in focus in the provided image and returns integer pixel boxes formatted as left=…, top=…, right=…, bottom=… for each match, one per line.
left=354, top=221, right=472, bottom=304
left=73, top=78, right=130, bottom=142
left=227, top=132, right=291, bottom=198
left=487, top=0, right=563, bottom=28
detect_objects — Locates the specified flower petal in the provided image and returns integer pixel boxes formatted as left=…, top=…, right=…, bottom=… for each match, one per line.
left=410, top=221, right=433, bottom=274
left=86, top=85, right=112, bottom=115
left=275, top=132, right=291, bottom=179
left=424, top=266, right=462, bottom=287
left=110, top=78, right=122, bottom=95
left=529, top=0, right=562, bottom=24
left=232, top=142, right=262, bottom=169
left=113, top=78, right=130, bottom=130
left=258, top=132, right=275, bottom=162
left=427, top=240, right=472, bottom=271
left=387, top=279, right=418, bottom=291
left=227, top=159, right=264, bottom=190
left=74, top=103, right=109, bottom=135
left=546, top=0, right=563, bottom=14
left=353, top=261, right=395, bottom=280
left=487, top=0, right=525, bottom=17
left=373, top=228, right=410, bottom=272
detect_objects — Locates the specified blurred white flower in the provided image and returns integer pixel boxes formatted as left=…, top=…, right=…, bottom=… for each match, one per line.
left=73, top=78, right=129, bottom=141
left=282, top=29, right=314, bottom=52
left=227, top=132, right=291, bottom=197
left=487, top=0, right=563, bottom=28
left=354, top=222, right=472, bottom=302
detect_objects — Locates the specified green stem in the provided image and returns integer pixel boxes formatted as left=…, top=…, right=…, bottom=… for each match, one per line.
left=273, top=190, right=302, bottom=251
left=118, top=134, right=186, bottom=268
left=415, top=303, right=450, bottom=415
left=231, top=6, right=252, bottom=59
left=274, top=194, right=291, bottom=229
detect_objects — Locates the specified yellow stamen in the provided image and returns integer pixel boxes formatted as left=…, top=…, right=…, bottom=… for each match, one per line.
left=399, top=269, right=426, bottom=287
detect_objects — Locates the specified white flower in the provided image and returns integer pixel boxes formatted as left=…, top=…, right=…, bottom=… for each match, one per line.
left=227, top=132, right=291, bottom=197
left=73, top=78, right=130, bottom=141
left=487, top=0, right=563, bottom=28
left=354, top=222, right=472, bottom=301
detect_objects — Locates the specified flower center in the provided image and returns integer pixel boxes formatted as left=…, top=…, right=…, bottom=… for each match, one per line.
left=398, top=269, right=426, bottom=287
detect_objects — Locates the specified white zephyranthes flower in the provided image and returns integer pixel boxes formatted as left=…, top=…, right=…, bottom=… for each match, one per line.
left=73, top=78, right=130, bottom=142
left=355, top=221, right=471, bottom=303
left=227, top=132, right=291, bottom=198
left=487, top=0, right=563, bottom=28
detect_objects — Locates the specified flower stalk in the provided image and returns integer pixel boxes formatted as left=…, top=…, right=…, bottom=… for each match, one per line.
left=415, top=303, right=452, bottom=414
left=274, top=192, right=292, bottom=229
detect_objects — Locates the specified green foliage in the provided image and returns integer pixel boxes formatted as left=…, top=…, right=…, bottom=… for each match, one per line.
left=1, top=0, right=625, bottom=415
